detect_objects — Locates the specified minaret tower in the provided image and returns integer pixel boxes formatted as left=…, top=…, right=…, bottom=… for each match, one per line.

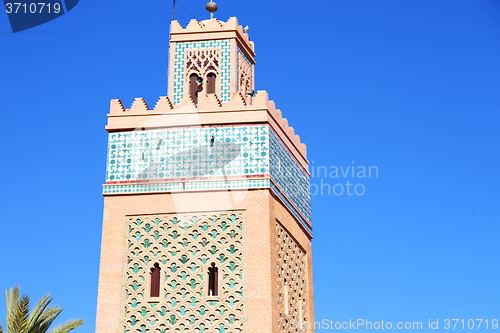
left=95, top=4, right=314, bottom=333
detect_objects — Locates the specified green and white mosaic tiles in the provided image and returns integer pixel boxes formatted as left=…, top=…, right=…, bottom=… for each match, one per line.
left=174, top=39, right=231, bottom=104
left=103, top=179, right=269, bottom=195
left=105, top=125, right=311, bottom=226
left=269, top=131, right=311, bottom=222
left=103, top=183, right=183, bottom=195
left=186, top=179, right=268, bottom=191
left=121, top=212, right=246, bottom=333
left=106, top=125, right=269, bottom=182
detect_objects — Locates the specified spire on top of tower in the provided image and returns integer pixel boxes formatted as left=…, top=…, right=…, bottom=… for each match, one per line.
left=206, top=1, right=218, bottom=19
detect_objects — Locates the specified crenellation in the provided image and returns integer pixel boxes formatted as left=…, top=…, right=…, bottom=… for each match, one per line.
left=204, top=17, right=224, bottom=29
left=225, top=17, right=238, bottom=30
left=170, top=17, right=254, bottom=59
left=129, top=97, right=149, bottom=113
left=176, top=94, right=197, bottom=109
left=282, top=118, right=288, bottom=131
left=170, top=20, right=183, bottom=32
left=109, top=99, right=125, bottom=114
left=301, top=143, right=307, bottom=156
left=295, top=134, right=301, bottom=147
left=252, top=90, right=269, bottom=109
left=152, top=96, right=173, bottom=112
left=275, top=109, right=282, bottom=121
left=185, top=18, right=204, bottom=31
left=231, top=91, right=247, bottom=107
left=268, top=100, right=276, bottom=115
left=107, top=91, right=308, bottom=162
left=206, top=93, right=223, bottom=108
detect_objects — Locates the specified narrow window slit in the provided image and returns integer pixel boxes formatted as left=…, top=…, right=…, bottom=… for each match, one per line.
left=208, top=263, right=218, bottom=296
left=150, top=263, right=161, bottom=297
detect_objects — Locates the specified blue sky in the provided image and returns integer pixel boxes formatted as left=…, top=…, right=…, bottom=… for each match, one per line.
left=1, top=0, right=499, bottom=331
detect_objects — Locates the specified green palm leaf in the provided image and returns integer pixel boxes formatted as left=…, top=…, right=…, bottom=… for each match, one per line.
left=49, top=319, right=84, bottom=333
left=2, top=287, right=83, bottom=333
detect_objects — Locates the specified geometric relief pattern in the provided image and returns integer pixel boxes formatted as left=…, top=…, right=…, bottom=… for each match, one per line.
left=236, top=45, right=253, bottom=94
left=174, top=39, right=231, bottom=104
left=185, top=48, right=221, bottom=79
left=269, top=130, right=311, bottom=222
left=122, top=211, right=246, bottom=333
left=276, top=222, right=307, bottom=333
left=106, top=125, right=269, bottom=183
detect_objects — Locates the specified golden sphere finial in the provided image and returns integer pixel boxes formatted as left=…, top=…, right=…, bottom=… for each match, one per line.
left=206, top=1, right=218, bottom=14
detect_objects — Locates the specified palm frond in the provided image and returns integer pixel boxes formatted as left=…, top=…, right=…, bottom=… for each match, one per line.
left=48, top=319, right=84, bottom=333
left=27, top=294, right=61, bottom=333
left=3, top=287, right=83, bottom=333
left=6, top=286, right=30, bottom=333
left=31, top=307, right=63, bottom=333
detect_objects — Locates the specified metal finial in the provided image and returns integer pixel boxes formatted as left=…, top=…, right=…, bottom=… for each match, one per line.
left=206, top=1, right=218, bottom=19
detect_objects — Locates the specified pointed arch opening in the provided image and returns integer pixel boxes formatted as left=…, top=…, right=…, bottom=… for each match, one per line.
left=207, top=73, right=217, bottom=94
left=189, top=73, right=201, bottom=104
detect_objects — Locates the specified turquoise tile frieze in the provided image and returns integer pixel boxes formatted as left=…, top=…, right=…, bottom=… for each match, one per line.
left=106, top=125, right=269, bottom=182
left=103, top=183, right=183, bottom=195
left=174, top=39, right=231, bottom=104
left=270, top=181, right=312, bottom=235
left=105, top=124, right=311, bottom=226
left=103, top=179, right=269, bottom=195
left=185, top=178, right=269, bottom=191
left=269, top=131, right=312, bottom=222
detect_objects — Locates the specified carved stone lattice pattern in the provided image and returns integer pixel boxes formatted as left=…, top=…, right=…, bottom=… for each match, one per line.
left=121, top=211, right=246, bottom=333
left=237, top=50, right=252, bottom=94
left=276, top=222, right=307, bottom=332
left=185, top=48, right=221, bottom=79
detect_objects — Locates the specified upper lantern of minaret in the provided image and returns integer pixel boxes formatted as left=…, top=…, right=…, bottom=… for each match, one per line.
left=167, top=15, right=256, bottom=106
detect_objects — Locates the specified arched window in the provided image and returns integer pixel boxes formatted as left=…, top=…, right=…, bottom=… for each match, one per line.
left=150, top=263, right=161, bottom=297
left=208, top=263, right=218, bottom=296
left=207, top=73, right=217, bottom=94
left=189, top=73, right=201, bottom=104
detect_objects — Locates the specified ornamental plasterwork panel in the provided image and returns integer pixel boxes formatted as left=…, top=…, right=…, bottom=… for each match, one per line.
left=277, top=221, right=307, bottom=332
left=121, top=211, right=246, bottom=333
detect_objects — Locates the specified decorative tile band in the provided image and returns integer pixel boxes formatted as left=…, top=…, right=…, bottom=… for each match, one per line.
left=185, top=178, right=269, bottom=191
left=105, top=124, right=311, bottom=227
left=270, top=181, right=312, bottom=235
left=103, top=179, right=270, bottom=195
left=173, top=39, right=231, bottom=104
left=103, top=183, right=183, bottom=195
left=269, top=130, right=311, bottom=222
left=106, top=125, right=269, bottom=182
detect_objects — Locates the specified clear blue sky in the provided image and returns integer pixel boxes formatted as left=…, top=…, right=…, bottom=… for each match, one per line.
left=1, top=0, right=499, bottom=331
